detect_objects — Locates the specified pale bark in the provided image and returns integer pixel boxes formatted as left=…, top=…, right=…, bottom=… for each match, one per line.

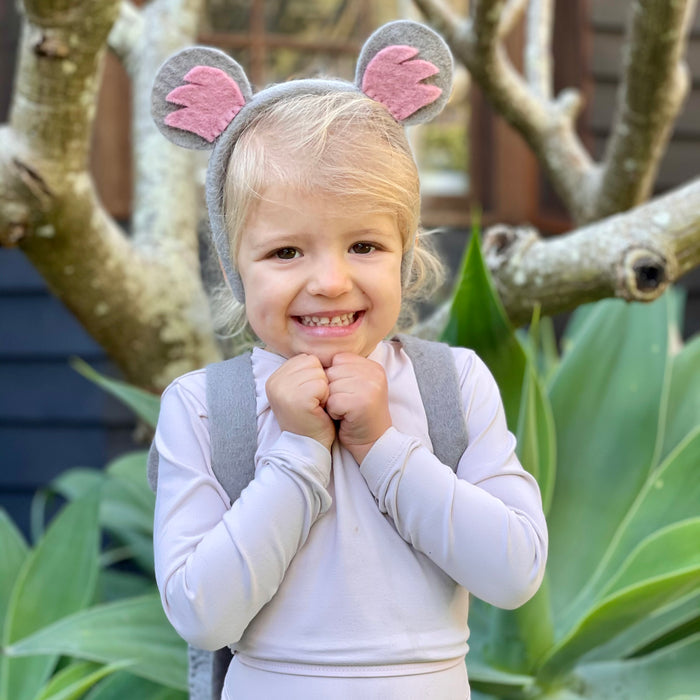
left=483, top=178, right=700, bottom=325
left=107, top=1, right=144, bottom=79
left=498, top=0, right=528, bottom=38
left=412, top=0, right=698, bottom=225
left=597, top=0, right=695, bottom=219
left=524, top=0, right=552, bottom=100
left=0, top=0, right=220, bottom=391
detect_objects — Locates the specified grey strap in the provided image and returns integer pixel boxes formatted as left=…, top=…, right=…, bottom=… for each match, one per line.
left=147, top=442, right=160, bottom=492
left=395, top=334, right=468, bottom=471
left=206, top=352, right=258, bottom=501
left=196, top=352, right=257, bottom=700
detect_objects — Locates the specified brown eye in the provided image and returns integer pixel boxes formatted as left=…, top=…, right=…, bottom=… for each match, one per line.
left=350, top=242, right=375, bottom=255
left=275, top=248, right=300, bottom=260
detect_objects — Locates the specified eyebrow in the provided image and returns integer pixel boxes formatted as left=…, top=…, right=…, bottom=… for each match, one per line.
left=248, top=227, right=396, bottom=248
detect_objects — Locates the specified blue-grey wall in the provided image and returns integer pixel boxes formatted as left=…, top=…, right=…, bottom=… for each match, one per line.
left=0, top=250, right=137, bottom=537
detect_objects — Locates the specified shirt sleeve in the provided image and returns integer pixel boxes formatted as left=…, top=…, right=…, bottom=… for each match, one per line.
left=359, top=349, right=548, bottom=609
left=152, top=375, right=332, bottom=650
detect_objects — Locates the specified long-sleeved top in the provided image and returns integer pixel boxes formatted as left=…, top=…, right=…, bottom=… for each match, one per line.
left=152, top=339, right=548, bottom=698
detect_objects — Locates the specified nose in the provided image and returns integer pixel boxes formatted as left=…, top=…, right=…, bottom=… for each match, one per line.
left=307, top=253, right=353, bottom=297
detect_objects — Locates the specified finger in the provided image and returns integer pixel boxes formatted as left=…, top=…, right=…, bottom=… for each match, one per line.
left=324, top=394, right=347, bottom=421
left=330, top=352, right=365, bottom=367
left=325, top=360, right=369, bottom=383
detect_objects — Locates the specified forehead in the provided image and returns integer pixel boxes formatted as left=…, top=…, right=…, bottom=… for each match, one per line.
left=241, top=185, right=401, bottom=247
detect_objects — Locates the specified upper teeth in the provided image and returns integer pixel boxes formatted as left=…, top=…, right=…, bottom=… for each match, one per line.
left=300, top=313, right=356, bottom=327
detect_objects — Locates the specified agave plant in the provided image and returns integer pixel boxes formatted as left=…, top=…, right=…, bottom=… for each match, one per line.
left=0, top=412, right=187, bottom=699
left=443, top=234, right=700, bottom=699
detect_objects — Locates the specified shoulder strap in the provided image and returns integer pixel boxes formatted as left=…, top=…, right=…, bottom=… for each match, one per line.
left=396, top=334, right=468, bottom=471
left=206, top=352, right=258, bottom=500
left=198, top=352, right=257, bottom=700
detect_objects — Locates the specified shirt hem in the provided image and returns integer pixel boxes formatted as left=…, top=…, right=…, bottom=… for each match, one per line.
left=234, top=652, right=464, bottom=678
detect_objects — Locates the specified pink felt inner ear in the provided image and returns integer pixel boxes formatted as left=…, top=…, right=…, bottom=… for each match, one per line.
left=362, top=45, right=442, bottom=122
left=165, top=66, right=246, bottom=143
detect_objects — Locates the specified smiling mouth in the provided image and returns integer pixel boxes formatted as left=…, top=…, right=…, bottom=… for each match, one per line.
left=297, top=312, right=359, bottom=327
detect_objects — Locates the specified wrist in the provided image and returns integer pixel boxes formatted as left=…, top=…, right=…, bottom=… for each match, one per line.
left=347, top=442, right=373, bottom=464
left=345, top=428, right=390, bottom=464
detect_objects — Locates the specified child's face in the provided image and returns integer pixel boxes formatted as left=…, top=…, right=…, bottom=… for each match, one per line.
left=237, top=184, right=404, bottom=368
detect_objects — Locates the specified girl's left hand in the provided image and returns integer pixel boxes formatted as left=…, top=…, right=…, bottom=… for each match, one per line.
left=325, top=353, right=392, bottom=463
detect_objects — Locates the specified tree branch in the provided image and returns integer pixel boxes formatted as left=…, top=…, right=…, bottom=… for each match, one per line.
left=107, top=1, right=144, bottom=79
left=413, top=0, right=597, bottom=224
left=595, top=0, right=697, bottom=220
left=0, top=0, right=220, bottom=390
left=524, top=0, right=553, bottom=99
left=498, top=0, right=528, bottom=38
left=483, top=178, right=700, bottom=325
left=129, top=0, right=206, bottom=257
left=415, top=0, right=698, bottom=227
left=409, top=0, right=468, bottom=44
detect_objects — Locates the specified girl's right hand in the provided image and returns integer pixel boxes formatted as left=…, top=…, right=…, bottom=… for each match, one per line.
left=265, top=354, right=336, bottom=451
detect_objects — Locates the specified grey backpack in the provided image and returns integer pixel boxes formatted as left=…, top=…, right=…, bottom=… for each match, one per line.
left=149, top=335, right=468, bottom=699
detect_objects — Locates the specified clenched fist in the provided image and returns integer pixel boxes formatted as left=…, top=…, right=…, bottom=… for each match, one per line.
left=325, top=353, right=392, bottom=463
left=266, top=354, right=336, bottom=451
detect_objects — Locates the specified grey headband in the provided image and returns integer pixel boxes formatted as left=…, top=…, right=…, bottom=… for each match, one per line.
left=152, top=20, right=454, bottom=302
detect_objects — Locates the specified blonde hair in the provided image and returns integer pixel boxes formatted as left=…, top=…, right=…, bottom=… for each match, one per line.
left=212, top=89, right=444, bottom=339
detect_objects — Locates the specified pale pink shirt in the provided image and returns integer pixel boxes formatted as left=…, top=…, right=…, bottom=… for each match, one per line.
left=153, top=340, right=547, bottom=698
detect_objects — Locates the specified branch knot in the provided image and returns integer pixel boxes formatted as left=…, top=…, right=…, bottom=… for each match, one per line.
left=34, top=31, right=70, bottom=59
left=618, top=247, right=673, bottom=301
left=483, top=224, right=540, bottom=260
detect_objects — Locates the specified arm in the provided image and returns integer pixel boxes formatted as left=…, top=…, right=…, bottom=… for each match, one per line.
left=359, top=350, right=548, bottom=609
left=153, top=374, right=332, bottom=650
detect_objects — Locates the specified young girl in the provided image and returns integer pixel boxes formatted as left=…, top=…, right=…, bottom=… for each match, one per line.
left=150, top=20, right=547, bottom=699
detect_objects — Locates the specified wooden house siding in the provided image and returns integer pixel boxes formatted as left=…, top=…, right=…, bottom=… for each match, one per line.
left=0, top=249, right=137, bottom=535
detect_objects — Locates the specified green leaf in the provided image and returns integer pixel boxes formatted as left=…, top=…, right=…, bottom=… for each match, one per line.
left=51, top=469, right=106, bottom=502
left=658, top=334, right=700, bottom=464
left=547, top=296, right=671, bottom=616
left=53, top=456, right=152, bottom=536
left=539, top=519, right=700, bottom=679
left=7, top=595, right=187, bottom=691
left=71, top=357, right=160, bottom=428
left=0, top=511, right=29, bottom=699
left=468, top=659, right=534, bottom=698
left=602, top=519, right=700, bottom=598
left=575, top=634, right=700, bottom=699
left=516, top=361, right=556, bottom=513
left=1, top=492, right=100, bottom=700
left=0, top=510, right=28, bottom=636
left=84, top=672, right=187, bottom=700
left=483, top=577, right=556, bottom=677
left=585, top=589, right=700, bottom=662
left=536, top=316, right=560, bottom=383
left=106, top=451, right=151, bottom=491
left=562, top=426, right=700, bottom=622
left=95, top=568, right=158, bottom=604
left=35, top=660, right=132, bottom=700
left=52, top=455, right=154, bottom=574
left=441, top=231, right=526, bottom=429
left=102, top=454, right=154, bottom=533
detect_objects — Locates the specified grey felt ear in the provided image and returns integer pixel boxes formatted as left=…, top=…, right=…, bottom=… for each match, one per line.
left=355, top=20, right=453, bottom=126
left=151, top=47, right=253, bottom=150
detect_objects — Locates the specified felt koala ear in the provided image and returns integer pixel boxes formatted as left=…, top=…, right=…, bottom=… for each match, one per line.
left=151, top=47, right=253, bottom=150
left=356, top=20, right=453, bottom=125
